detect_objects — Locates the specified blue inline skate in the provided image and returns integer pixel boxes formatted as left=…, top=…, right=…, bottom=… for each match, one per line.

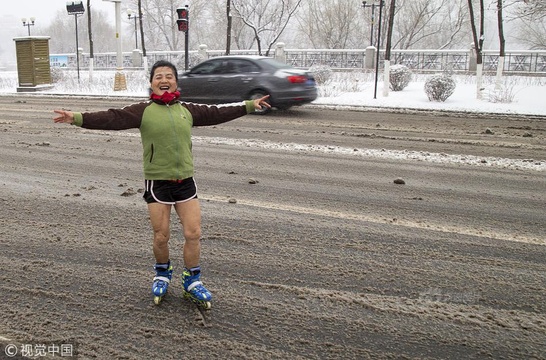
left=152, top=261, right=173, bottom=305
left=182, top=267, right=212, bottom=309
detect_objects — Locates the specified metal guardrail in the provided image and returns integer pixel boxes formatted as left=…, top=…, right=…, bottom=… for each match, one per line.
left=390, top=50, right=546, bottom=73
left=52, top=48, right=546, bottom=74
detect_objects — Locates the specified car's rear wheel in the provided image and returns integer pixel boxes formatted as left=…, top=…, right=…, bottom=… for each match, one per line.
left=249, top=90, right=272, bottom=115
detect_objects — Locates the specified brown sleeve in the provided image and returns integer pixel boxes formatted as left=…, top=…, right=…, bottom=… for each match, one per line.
left=80, top=101, right=148, bottom=130
left=181, top=101, right=252, bottom=127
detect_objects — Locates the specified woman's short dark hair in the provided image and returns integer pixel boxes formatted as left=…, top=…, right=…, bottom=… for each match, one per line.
left=149, top=60, right=178, bottom=83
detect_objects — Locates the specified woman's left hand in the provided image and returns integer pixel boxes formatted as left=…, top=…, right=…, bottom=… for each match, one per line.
left=253, top=95, right=272, bottom=111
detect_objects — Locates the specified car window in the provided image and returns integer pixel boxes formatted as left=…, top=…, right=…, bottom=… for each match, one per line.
left=222, top=61, right=237, bottom=74
left=257, top=58, right=292, bottom=70
left=228, top=59, right=260, bottom=74
left=190, top=59, right=224, bottom=75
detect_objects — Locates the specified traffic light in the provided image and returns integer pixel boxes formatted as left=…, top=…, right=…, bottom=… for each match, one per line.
left=176, top=6, right=189, bottom=32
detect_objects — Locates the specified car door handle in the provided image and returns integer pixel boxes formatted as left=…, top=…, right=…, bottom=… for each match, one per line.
left=241, top=77, right=253, bottom=82
left=207, top=79, right=219, bottom=82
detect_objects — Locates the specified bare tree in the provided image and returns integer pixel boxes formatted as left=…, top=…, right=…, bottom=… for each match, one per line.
left=392, top=0, right=469, bottom=49
left=226, top=0, right=232, bottom=54
left=383, top=0, right=396, bottom=97
left=510, top=0, right=546, bottom=49
left=87, top=0, right=94, bottom=82
left=137, top=0, right=148, bottom=72
left=129, top=0, right=212, bottom=54
left=514, top=20, right=546, bottom=49
left=384, top=0, right=396, bottom=66
left=231, top=0, right=303, bottom=55
left=519, top=0, right=546, bottom=20
left=468, top=0, right=485, bottom=99
left=230, top=12, right=256, bottom=50
left=496, top=0, right=506, bottom=89
left=437, top=0, right=469, bottom=49
left=135, top=0, right=180, bottom=51
left=46, top=8, right=116, bottom=54
left=296, top=0, right=362, bottom=49
left=163, top=0, right=250, bottom=51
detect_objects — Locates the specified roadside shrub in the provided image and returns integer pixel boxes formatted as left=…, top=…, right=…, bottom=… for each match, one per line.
left=486, top=78, right=518, bottom=103
left=424, top=74, right=456, bottom=102
left=50, top=67, right=65, bottom=83
left=389, top=65, right=412, bottom=91
left=317, top=71, right=370, bottom=97
left=309, top=65, right=333, bottom=85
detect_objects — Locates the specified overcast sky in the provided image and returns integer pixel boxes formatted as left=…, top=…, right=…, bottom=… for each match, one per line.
left=1, top=0, right=118, bottom=66
left=5, top=0, right=115, bottom=25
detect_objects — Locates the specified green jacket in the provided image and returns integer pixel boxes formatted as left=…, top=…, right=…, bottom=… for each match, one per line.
left=73, top=99, right=255, bottom=180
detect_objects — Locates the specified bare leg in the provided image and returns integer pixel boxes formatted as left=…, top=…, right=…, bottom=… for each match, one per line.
left=148, top=203, right=172, bottom=263
left=174, top=199, right=202, bottom=268
left=175, top=199, right=211, bottom=307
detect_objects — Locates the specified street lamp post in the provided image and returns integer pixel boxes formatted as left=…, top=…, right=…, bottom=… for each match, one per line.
left=103, top=0, right=126, bottom=91
left=127, top=9, right=141, bottom=50
left=361, top=1, right=376, bottom=47
left=21, top=17, right=35, bottom=36
left=66, top=1, right=85, bottom=84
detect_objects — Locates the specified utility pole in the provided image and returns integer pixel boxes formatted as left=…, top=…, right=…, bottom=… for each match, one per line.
left=66, top=2, right=85, bottom=84
left=361, top=1, right=376, bottom=47
left=103, top=0, right=126, bottom=91
left=128, top=9, right=141, bottom=50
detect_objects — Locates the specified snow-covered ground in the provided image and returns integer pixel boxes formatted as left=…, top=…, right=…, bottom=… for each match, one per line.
left=315, top=73, right=546, bottom=117
left=0, top=70, right=544, bottom=116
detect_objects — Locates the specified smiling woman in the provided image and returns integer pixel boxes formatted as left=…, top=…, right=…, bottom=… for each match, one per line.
left=149, top=61, right=180, bottom=103
left=51, top=60, right=270, bottom=309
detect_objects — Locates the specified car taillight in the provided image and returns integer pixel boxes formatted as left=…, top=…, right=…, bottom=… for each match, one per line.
left=287, top=75, right=307, bottom=83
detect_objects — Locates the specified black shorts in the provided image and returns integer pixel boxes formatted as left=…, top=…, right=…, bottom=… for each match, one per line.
left=143, top=177, right=198, bottom=204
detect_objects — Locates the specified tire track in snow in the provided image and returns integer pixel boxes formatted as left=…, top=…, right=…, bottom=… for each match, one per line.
left=80, top=130, right=545, bottom=172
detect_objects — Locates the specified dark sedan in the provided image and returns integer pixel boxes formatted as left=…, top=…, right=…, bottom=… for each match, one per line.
left=178, top=55, right=317, bottom=113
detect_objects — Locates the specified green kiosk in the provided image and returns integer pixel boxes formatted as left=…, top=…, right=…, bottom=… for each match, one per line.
left=13, top=36, right=53, bottom=92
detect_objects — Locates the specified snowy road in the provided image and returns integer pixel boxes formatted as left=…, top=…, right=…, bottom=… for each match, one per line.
left=0, top=95, right=545, bottom=359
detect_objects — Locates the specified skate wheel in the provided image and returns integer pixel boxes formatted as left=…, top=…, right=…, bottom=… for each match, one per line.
left=153, top=295, right=162, bottom=305
left=183, top=291, right=212, bottom=309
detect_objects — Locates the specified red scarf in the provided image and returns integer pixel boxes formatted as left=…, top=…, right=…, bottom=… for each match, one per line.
left=150, top=91, right=180, bottom=104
